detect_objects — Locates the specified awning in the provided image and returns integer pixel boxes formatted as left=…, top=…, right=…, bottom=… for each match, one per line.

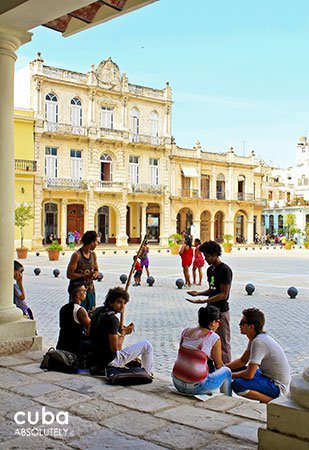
left=181, top=166, right=198, bottom=178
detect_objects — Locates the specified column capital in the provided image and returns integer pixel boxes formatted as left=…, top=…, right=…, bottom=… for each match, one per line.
left=0, top=25, right=32, bottom=50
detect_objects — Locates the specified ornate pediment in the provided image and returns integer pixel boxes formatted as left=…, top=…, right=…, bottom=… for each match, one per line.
left=95, top=57, right=121, bottom=90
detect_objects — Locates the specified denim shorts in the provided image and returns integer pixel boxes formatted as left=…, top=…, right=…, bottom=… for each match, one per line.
left=232, top=368, right=280, bottom=398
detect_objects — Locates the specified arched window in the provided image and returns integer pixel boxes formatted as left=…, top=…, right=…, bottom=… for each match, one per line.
left=238, top=174, right=245, bottom=200
left=100, top=154, right=113, bottom=181
left=216, top=174, right=225, bottom=200
left=150, top=111, right=159, bottom=144
left=45, top=93, right=58, bottom=131
left=130, top=107, right=140, bottom=142
left=70, top=97, right=82, bottom=132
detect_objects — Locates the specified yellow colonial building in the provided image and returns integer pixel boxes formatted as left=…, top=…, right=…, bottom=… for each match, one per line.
left=15, top=54, right=264, bottom=248
left=14, top=108, right=36, bottom=249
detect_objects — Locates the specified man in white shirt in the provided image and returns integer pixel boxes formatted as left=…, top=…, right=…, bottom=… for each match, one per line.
left=227, top=308, right=290, bottom=403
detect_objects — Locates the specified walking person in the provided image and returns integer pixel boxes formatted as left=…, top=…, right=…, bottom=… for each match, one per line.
left=67, top=230, right=100, bottom=312
left=192, top=238, right=205, bottom=285
left=13, top=261, right=34, bottom=320
left=187, top=240, right=233, bottom=364
left=179, top=236, right=193, bottom=287
left=172, top=305, right=232, bottom=396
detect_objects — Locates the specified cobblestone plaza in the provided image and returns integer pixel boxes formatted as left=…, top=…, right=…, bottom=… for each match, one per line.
left=21, top=248, right=309, bottom=377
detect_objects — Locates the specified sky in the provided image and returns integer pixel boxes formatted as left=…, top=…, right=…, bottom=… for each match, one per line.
left=15, top=0, right=309, bottom=168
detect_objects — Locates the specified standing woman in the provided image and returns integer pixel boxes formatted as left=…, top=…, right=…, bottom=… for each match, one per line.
left=179, top=236, right=193, bottom=287
left=140, top=240, right=150, bottom=279
left=172, top=305, right=231, bottom=396
left=192, top=238, right=205, bottom=286
left=67, top=230, right=99, bottom=312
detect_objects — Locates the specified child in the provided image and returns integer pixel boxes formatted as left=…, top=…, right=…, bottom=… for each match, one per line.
left=133, top=255, right=142, bottom=286
left=192, top=238, right=205, bottom=285
left=13, top=260, right=34, bottom=319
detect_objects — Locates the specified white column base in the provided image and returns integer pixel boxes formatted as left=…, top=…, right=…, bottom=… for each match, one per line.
left=116, top=235, right=129, bottom=247
left=0, top=319, right=42, bottom=355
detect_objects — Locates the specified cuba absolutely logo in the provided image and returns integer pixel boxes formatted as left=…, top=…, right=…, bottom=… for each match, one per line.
left=14, top=407, right=71, bottom=437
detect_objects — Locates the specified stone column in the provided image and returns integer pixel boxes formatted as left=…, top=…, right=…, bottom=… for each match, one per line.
left=32, top=175, right=43, bottom=249
left=141, top=202, right=147, bottom=238
left=210, top=219, right=215, bottom=240
left=116, top=203, right=128, bottom=247
left=0, top=26, right=41, bottom=351
left=247, top=220, right=254, bottom=244
left=60, top=199, right=67, bottom=247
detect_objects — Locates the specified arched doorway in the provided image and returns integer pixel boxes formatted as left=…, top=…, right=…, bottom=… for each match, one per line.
left=67, top=204, right=84, bottom=240
left=214, top=211, right=224, bottom=242
left=234, top=210, right=248, bottom=243
left=177, top=208, right=193, bottom=236
left=200, top=210, right=211, bottom=242
left=97, top=206, right=117, bottom=243
left=44, top=202, right=58, bottom=242
left=146, top=203, right=160, bottom=242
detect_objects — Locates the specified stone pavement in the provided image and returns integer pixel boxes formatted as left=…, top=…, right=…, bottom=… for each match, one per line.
left=3, top=247, right=307, bottom=449
left=0, top=350, right=264, bottom=449
left=22, top=247, right=309, bottom=377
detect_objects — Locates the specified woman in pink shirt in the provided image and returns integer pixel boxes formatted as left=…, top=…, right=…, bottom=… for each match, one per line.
left=172, top=305, right=231, bottom=395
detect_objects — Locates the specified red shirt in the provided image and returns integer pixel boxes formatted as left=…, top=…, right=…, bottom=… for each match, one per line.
left=135, top=261, right=142, bottom=271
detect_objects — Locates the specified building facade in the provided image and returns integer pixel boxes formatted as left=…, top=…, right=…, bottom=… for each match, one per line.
left=14, top=108, right=36, bottom=249
left=15, top=54, right=265, bottom=248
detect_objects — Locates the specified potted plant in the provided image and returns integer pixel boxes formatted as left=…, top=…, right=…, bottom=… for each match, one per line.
left=284, top=240, right=295, bottom=250
left=14, top=203, right=33, bottom=259
left=47, top=240, right=63, bottom=261
left=168, top=233, right=182, bottom=255
left=222, top=234, right=233, bottom=253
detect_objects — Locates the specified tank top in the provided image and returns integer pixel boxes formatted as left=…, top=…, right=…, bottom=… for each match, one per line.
left=74, top=249, right=96, bottom=293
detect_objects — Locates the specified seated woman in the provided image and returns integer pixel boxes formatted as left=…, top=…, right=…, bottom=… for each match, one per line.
left=172, top=305, right=232, bottom=396
left=56, top=281, right=91, bottom=365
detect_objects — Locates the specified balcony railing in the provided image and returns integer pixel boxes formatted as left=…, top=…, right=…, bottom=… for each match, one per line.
left=129, top=133, right=164, bottom=146
left=43, top=121, right=87, bottom=136
left=45, top=178, right=88, bottom=190
left=200, top=191, right=210, bottom=199
left=236, top=193, right=254, bottom=202
left=216, top=192, right=226, bottom=200
left=15, top=159, right=37, bottom=172
left=97, top=128, right=124, bottom=140
left=180, top=189, right=199, bottom=198
left=92, top=181, right=125, bottom=191
left=131, top=184, right=164, bottom=194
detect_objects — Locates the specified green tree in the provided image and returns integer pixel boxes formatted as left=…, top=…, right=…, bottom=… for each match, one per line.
left=284, top=214, right=297, bottom=240
left=14, top=203, right=33, bottom=248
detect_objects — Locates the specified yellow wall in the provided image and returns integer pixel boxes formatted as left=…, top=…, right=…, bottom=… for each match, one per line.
left=14, top=109, right=35, bottom=249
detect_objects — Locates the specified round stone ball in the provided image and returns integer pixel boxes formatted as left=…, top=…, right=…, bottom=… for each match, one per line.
left=287, top=286, right=298, bottom=299
left=245, top=283, right=255, bottom=295
left=34, top=268, right=41, bottom=276
left=35, top=252, right=40, bottom=257
left=147, top=276, right=155, bottom=286
left=175, top=278, right=184, bottom=289
left=53, top=269, right=60, bottom=278
left=97, top=272, right=104, bottom=282
left=120, top=274, right=127, bottom=284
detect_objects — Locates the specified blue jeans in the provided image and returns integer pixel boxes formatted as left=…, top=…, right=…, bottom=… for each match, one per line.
left=172, top=366, right=232, bottom=396
left=232, top=368, right=280, bottom=398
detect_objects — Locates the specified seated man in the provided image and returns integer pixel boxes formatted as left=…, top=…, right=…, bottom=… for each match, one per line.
left=90, top=287, right=153, bottom=375
left=227, top=308, right=290, bottom=403
left=56, top=281, right=91, bottom=363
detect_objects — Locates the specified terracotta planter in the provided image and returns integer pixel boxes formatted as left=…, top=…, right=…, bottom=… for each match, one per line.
left=48, top=249, right=60, bottom=261
left=284, top=244, right=292, bottom=250
left=170, top=245, right=180, bottom=255
left=304, top=242, right=309, bottom=249
left=223, top=243, right=233, bottom=253
left=16, top=248, right=28, bottom=259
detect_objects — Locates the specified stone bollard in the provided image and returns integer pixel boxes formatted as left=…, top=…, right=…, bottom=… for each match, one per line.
left=53, top=269, right=60, bottom=278
left=147, top=276, right=155, bottom=286
left=34, top=268, right=41, bottom=276
left=245, top=283, right=255, bottom=295
left=287, top=286, right=298, bottom=299
left=120, top=274, right=127, bottom=284
left=175, top=278, right=184, bottom=289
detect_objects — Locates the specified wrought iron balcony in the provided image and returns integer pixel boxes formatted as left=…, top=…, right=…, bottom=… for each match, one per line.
left=236, top=193, right=254, bottom=202
left=45, top=178, right=88, bottom=190
left=131, top=184, right=164, bottom=194
left=93, top=181, right=125, bottom=192
left=15, top=159, right=37, bottom=172
left=43, top=121, right=87, bottom=136
left=216, top=192, right=226, bottom=200
left=180, top=189, right=199, bottom=198
left=200, top=190, right=210, bottom=199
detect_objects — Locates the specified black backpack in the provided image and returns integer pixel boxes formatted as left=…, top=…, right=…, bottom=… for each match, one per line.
left=105, top=366, right=153, bottom=386
left=40, top=347, right=79, bottom=374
